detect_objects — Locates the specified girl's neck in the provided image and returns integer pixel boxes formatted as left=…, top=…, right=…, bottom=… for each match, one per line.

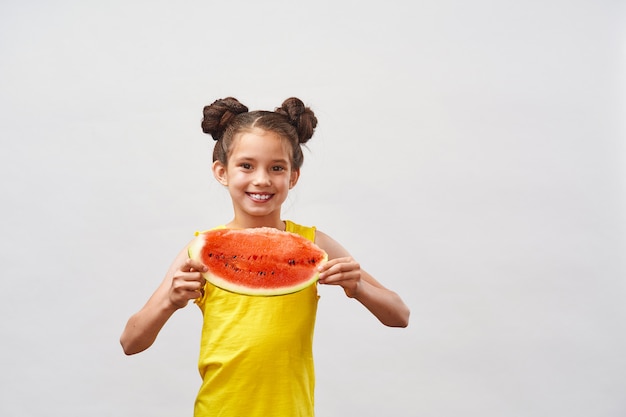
left=225, top=216, right=285, bottom=231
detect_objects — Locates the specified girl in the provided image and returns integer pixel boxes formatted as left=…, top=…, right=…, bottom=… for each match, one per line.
left=120, top=97, right=410, bottom=417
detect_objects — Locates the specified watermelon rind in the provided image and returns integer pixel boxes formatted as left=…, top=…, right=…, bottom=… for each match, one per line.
left=187, top=227, right=328, bottom=296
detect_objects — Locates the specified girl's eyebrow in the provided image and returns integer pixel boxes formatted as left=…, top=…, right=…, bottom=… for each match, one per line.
left=234, top=156, right=289, bottom=164
left=231, top=156, right=255, bottom=163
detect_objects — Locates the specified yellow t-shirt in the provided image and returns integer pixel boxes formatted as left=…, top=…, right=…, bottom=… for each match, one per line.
left=194, top=220, right=319, bottom=417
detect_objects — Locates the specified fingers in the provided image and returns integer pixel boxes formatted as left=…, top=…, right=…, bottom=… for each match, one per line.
left=169, top=277, right=205, bottom=307
left=176, top=259, right=207, bottom=288
left=181, top=258, right=208, bottom=273
left=318, top=257, right=360, bottom=284
left=177, top=260, right=208, bottom=286
left=169, top=260, right=208, bottom=308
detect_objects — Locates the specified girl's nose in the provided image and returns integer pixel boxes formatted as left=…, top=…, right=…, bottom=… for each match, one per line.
left=252, top=170, right=271, bottom=186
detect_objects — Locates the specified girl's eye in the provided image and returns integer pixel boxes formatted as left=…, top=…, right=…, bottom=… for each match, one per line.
left=240, top=163, right=252, bottom=170
left=272, top=166, right=285, bottom=172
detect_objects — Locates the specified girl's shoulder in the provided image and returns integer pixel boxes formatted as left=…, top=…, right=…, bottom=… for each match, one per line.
left=284, top=220, right=316, bottom=242
left=312, top=228, right=351, bottom=260
left=194, top=224, right=227, bottom=235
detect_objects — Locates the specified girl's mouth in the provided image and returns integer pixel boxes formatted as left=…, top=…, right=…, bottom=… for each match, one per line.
left=247, top=193, right=273, bottom=201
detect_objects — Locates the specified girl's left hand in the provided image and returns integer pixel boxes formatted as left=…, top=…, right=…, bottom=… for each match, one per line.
left=317, top=257, right=361, bottom=298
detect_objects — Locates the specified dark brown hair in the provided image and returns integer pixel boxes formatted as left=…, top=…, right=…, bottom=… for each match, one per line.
left=201, top=97, right=317, bottom=170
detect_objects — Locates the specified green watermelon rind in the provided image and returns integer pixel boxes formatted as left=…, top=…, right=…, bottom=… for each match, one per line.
left=187, top=228, right=328, bottom=297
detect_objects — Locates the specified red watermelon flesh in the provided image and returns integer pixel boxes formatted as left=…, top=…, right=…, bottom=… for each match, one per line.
left=188, top=227, right=328, bottom=296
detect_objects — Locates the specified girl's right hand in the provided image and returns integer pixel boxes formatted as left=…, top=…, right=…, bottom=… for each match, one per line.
left=169, top=259, right=207, bottom=308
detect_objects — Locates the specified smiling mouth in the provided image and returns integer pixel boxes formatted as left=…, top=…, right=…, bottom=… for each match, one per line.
left=247, top=193, right=273, bottom=201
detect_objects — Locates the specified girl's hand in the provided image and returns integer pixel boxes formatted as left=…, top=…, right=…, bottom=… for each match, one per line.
left=169, top=259, right=207, bottom=308
left=317, top=257, right=361, bottom=298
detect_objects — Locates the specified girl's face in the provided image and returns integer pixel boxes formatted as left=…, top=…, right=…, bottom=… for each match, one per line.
left=213, top=128, right=299, bottom=227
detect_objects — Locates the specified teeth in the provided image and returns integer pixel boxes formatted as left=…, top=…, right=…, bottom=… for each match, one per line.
left=249, top=193, right=271, bottom=200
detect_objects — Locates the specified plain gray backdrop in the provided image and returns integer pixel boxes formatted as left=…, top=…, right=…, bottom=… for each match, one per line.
left=1, top=0, right=625, bottom=416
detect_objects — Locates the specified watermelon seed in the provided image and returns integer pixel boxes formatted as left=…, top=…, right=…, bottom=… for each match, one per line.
left=288, top=259, right=296, bottom=266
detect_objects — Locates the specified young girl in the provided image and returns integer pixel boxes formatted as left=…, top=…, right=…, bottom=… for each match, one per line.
left=120, top=97, right=410, bottom=417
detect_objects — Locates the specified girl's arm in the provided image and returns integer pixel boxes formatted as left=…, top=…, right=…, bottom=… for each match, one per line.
left=119, top=244, right=207, bottom=355
left=315, top=230, right=410, bottom=328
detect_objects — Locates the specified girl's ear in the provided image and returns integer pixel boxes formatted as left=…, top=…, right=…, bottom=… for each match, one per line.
left=289, top=168, right=300, bottom=189
left=213, top=160, right=228, bottom=186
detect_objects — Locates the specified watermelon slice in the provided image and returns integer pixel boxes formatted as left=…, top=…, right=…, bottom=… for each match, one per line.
left=188, top=227, right=328, bottom=296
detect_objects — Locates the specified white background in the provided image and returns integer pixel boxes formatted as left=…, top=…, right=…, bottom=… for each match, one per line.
left=1, top=1, right=625, bottom=416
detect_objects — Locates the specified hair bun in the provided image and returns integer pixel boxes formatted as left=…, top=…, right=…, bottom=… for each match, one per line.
left=275, top=97, right=318, bottom=144
left=201, top=97, right=249, bottom=141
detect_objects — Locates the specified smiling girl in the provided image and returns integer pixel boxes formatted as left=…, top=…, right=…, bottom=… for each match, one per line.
left=120, top=97, right=410, bottom=417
